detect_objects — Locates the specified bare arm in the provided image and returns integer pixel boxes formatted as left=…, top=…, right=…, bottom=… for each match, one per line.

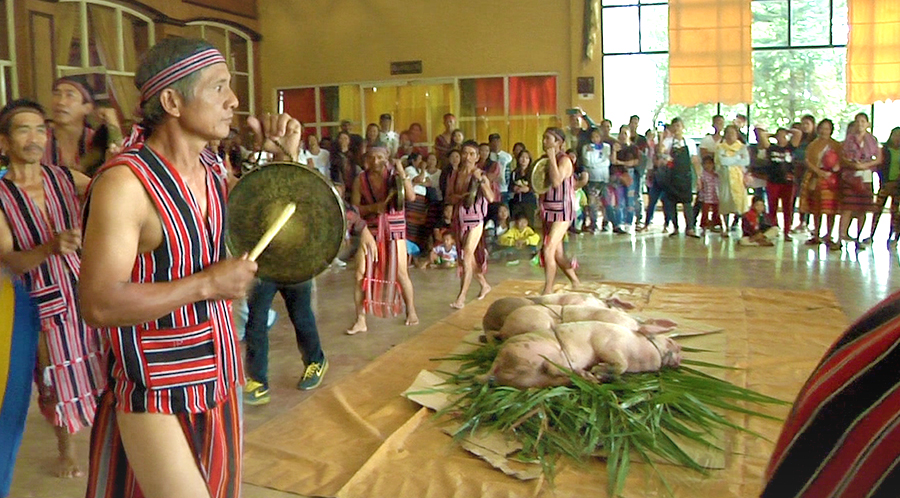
left=0, top=210, right=77, bottom=275
left=70, top=169, right=91, bottom=196
left=79, top=166, right=257, bottom=327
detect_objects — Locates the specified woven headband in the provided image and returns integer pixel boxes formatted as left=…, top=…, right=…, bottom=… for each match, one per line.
left=54, top=78, right=94, bottom=104
left=139, top=48, right=226, bottom=105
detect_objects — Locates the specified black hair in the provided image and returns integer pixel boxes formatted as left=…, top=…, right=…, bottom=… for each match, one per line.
left=134, top=37, right=218, bottom=135
left=751, top=195, right=765, bottom=205
left=461, top=139, right=480, bottom=152
left=0, top=99, right=47, bottom=136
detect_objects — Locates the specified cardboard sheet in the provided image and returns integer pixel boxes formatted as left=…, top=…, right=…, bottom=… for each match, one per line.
left=243, top=280, right=847, bottom=497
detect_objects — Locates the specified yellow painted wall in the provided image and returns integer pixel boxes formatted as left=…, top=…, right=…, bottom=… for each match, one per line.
left=258, top=0, right=592, bottom=117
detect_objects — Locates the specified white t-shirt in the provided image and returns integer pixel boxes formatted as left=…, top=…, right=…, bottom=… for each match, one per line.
left=699, top=134, right=721, bottom=157
left=304, top=148, right=331, bottom=178
left=490, top=150, right=514, bottom=192
left=582, top=142, right=611, bottom=182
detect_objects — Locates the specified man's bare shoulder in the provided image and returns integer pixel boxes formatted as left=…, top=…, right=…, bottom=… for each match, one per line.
left=89, top=164, right=151, bottom=209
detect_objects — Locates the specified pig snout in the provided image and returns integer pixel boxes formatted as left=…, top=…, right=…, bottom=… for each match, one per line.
left=661, top=337, right=682, bottom=368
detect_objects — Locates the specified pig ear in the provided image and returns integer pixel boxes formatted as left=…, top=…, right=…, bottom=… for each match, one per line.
left=638, top=319, right=678, bottom=336
left=607, top=297, right=636, bottom=310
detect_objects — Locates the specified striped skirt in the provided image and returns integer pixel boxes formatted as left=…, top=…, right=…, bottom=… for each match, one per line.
left=85, top=385, right=242, bottom=498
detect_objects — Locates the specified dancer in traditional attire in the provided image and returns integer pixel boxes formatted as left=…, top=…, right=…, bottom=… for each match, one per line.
left=347, top=146, right=418, bottom=334
left=446, top=140, right=493, bottom=308
left=539, top=128, right=581, bottom=295
left=78, top=38, right=280, bottom=498
left=0, top=99, right=103, bottom=478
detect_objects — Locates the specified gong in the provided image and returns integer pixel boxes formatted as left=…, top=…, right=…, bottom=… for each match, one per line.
left=226, top=162, right=346, bottom=284
left=528, top=156, right=551, bottom=195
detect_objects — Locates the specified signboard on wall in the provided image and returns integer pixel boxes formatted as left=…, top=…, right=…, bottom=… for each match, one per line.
left=390, top=60, right=423, bottom=75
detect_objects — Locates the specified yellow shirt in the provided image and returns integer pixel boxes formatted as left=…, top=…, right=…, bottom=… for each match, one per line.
left=498, top=226, right=540, bottom=247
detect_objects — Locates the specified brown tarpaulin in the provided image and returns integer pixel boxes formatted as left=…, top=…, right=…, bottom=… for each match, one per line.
left=243, top=280, right=846, bottom=497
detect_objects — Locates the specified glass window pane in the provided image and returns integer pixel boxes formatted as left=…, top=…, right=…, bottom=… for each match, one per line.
left=751, top=48, right=866, bottom=136
left=125, top=14, right=150, bottom=70
left=873, top=101, right=900, bottom=143
left=459, top=77, right=504, bottom=118
left=832, top=0, right=849, bottom=46
left=752, top=0, right=788, bottom=48
left=319, top=86, right=339, bottom=123
left=337, top=84, right=361, bottom=130
left=229, top=33, right=249, bottom=73
left=56, top=2, right=82, bottom=67
left=639, top=4, right=668, bottom=52
left=509, top=76, right=556, bottom=115
left=232, top=75, right=250, bottom=114
left=602, top=6, right=640, bottom=54
left=423, top=83, right=456, bottom=145
left=790, top=0, right=830, bottom=47
left=204, top=26, right=228, bottom=56
left=602, top=0, right=638, bottom=6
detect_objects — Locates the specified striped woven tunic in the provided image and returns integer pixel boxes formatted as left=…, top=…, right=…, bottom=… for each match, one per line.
left=448, top=169, right=489, bottom=274
left=0, top=164, right=105, bottom=433
left=540, top=153, right=576, bottom=224
left=87, top=145, right=241, bottom=414
left=42, top=126, right=96, bottom=170
left=762, top=289, right=900, bottom=498
left=359, top=167, right=406, bottom=240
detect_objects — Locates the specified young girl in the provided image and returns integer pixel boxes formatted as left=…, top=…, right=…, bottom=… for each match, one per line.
left=698, top=155, right=720, bottom=234
left=509, top=149, right=538, bottom=226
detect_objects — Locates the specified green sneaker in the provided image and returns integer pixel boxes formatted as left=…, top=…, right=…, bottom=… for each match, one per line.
left=297, top=359, right=329, bottom=390
left=243, top=379, right=270, bottom=406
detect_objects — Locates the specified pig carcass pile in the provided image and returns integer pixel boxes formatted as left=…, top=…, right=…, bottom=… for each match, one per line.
left=479, top=293, right=682, bottom=389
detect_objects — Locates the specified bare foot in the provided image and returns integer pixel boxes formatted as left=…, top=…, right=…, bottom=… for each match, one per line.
left=450, top=300, right=465, bottom=309
left=405, top=314, right=419, bottom=326
left=477, top=284, right=492, bottom=300
left=346, top=316, right=367, bottom=335
left=56, top=455, right=83, bottom=478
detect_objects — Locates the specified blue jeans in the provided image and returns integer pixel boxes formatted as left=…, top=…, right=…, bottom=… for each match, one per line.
left=645, top=181, right=668, bottom=225
left=245, top=279, right=323, bottom=388
left=629, top=167, right=645, bottom=225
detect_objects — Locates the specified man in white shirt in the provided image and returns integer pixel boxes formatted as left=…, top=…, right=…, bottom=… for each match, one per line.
left=699, top=114, right=725, bottom=159
left=488, top=133, right=513, bottom=203
left=581, top=128, right=613, bottom=232
left=378, top=113, right=399, bottom=158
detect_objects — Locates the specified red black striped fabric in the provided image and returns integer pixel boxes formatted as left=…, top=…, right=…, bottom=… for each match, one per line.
left=359, top=167, right=407, bottom=240
left=762, top=290, right=900, bottom=498
left=85, top=144, right=241, bottom=415
left=358, top=168, right=405, bottom=318
left=85, top=386, right=242, bottom=498
left=0, top=164, right=105, bottom=433
left=448, top=170, right=488, bottom=275
left=540, top=153, right=576, bottom=224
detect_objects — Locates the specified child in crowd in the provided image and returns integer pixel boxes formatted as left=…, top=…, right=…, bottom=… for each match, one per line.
left=485, top=204, right=512, bottom=248
left=430, top=232, right=458, bottom=268
left=432, top=203, right=454, bottom=246
left=698, top=155, right=721, bottom=235
left=496, top=214, right=541, bottom=263
left=740, top=196, right=779, bottom=246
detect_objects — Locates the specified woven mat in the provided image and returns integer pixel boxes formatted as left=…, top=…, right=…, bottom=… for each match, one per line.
left=243, top=280, right=846, bottom=497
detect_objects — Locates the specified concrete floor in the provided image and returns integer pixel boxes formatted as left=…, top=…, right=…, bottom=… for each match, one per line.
left=9, top=217, right=899, bottom=498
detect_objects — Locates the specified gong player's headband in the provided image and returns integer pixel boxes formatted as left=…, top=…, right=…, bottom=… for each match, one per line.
left=139, top=48, right=226, bottom=105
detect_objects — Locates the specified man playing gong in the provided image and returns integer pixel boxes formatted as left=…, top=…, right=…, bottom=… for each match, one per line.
left=539, top=127, right=581, bottom=295
left=446, top=140, right=494, bottom=309
left=347, top=146, right=418, bottom=334
left=78, top=38, right=287, bottom=498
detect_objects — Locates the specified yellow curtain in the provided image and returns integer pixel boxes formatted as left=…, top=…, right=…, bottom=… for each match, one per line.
left=338, top=85, right=361, bottom=128
left=847, top=0, right=900, bottom=104
left=668, top=0, right=752, bottom=106
left=424, top=83, right=455, bottom=145
left=90, top=6, right=136, bottom=123
left=55, top=3, right=79, bottom=67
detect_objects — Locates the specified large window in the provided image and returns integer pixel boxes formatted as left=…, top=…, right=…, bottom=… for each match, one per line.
left=0, top=0, right=18, bottom=105
left=601, top=0, right=892, bottom=140
left=186, top=21, right=255, bottom=120
left=56, top=0, right=155, bottom=124
left=278, top=74, right=558, bottom=154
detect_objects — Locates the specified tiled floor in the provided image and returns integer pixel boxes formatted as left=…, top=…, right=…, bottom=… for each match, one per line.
left=9, top=219, right=898, bottom=498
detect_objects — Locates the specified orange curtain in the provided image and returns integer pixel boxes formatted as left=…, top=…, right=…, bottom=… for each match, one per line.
left=847, top=0, right=900, bottom=104
left=668, top=0, right=752, bottom=106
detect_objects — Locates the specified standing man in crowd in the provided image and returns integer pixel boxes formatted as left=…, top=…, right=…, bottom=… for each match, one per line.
left=79, top=38, right=266, bottom=498
left=378, top=113, right=399, bottom=158
left=0, top=99, right=103, bottom=479
left=488, top=133, right=513, bottom=203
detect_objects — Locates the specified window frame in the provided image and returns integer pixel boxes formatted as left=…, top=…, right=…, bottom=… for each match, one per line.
left=0, top=0, right=19, bottom=106
left=186, top=20, right=256, bottom=117
left=276, top=72, right=560, bottom=151
left=56, top=0, right=155, bottom=82
left=599, top=0, right=879, bottom=139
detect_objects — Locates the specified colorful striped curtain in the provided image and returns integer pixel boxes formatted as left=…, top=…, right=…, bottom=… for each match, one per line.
left=668, top=0, right=752, bottom=106
left=847, top=0, right=900, bottom=104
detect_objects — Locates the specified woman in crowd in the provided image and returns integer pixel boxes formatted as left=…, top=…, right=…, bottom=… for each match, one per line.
left=303, top=134, right=331, bottom=179
left=716, top=124, right=751, bottom=235
left=867, top=127, right=900, bottom=245
left=509, top=149, right=538, bottom=226
left=658, top=118, right=699, bottom=237
left=365, top=123, right=382, bottom=150
left=612, top=125, right=640, bottom=233
left=449, top=129, right=465, bottom=151
left=331, top=130, right=361, bottom=200
left=801, top=119, right=843, bottom=250
left=792, top=114, right=817, bottom=233
left=839, top=113, right=881, bottom=246
left=439, top=149, right=462, bottom=201
left=641, top=127, right=669, bottom=231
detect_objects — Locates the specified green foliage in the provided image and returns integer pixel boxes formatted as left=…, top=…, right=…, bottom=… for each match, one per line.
left=428, top=344, right=789, bottom=497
